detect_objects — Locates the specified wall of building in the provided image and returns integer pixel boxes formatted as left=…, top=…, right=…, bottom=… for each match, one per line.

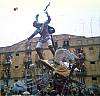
left=84, top=45, right=100, bottom=86
left=0, top=34, right=100, bottom=87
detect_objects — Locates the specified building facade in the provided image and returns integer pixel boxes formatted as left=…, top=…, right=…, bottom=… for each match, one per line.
left=0, top=34, right=100, bottom=87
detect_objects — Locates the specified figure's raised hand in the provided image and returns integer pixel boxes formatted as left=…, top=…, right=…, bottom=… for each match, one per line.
left=35, top=14, right=39, bottom=19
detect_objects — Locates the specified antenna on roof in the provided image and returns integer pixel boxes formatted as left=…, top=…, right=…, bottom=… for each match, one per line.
left=90, top=17, right=93, bottom=37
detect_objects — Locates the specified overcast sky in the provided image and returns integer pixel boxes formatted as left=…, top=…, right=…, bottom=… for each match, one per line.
left=0, top=0, right=100, bottom=47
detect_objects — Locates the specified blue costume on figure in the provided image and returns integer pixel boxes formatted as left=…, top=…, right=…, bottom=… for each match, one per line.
left=28, top=11, right=55, bottom=59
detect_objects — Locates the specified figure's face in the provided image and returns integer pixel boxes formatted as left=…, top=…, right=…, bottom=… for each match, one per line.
left=38, top=12, right=47, bottom=23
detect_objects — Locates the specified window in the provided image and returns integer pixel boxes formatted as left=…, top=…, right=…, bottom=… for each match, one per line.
left=77, top=40, right=82, bottom=45
left=89, top=47, right=94, bottom=54
left=63, top=40, right=69, bottom=49
left=16, top=53, right=19, bottom=56
left=92, top=76, right=97, bottom=80
left=90, top=61, right=95, bottom=64
left=15, top=65, right=19, bottom=68
left=0, top=54, right=1, bottom=65
left=88, top=40, right=93, bottom=44
left=99, top=52, right=100, bottom=60
left=89, top=47, right=94, bottom=50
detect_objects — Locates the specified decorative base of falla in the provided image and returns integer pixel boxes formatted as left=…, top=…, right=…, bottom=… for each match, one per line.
left=38, top=59, right=70, bottom=77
